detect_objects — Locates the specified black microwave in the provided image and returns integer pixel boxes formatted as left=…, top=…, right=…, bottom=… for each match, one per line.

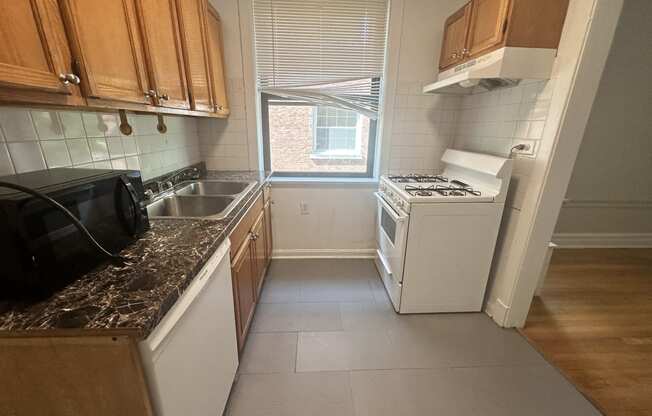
left=0, top=168, right=150, bottom=300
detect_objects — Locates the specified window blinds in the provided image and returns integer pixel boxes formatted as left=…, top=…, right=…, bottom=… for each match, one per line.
left=253, top=0, right=389, bottom=119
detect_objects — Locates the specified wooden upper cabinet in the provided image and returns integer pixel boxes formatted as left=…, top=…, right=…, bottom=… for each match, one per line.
left=437, top=0, right=569, bottom=73
left=176, top=0, right=214, bottom=112
left=0, top=0, right=83, bottom=105
left=136, top=0, right=190, bottom=110
left=438, top=3, right=472, bottom=71
left=466, top=0, right=511, bottom=58
left=59, top=0, right=151, bottom=105
left=206, top=6, right=230, bottom=116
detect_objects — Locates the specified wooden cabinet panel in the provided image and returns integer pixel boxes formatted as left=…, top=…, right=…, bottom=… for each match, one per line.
left=206, top=6, right=229, bottom=116
left=137, top=0, right=190, bottom=110
left=264, top=200, right=273, bottom=267
left=466, top=0, right=511, bottom=58
left=176, top=0, right=214, bottom=112
left=252, top=212, right=266, bottom=298
left=438, top=3, right=472, bottom=71
left=0, top=335, right=154, bottom=416
left=0, top=1, right=83, bottom=105
left=231, top=237, right=255, bottom=349
left=60, top=0, right=151, bottom=105
left=230, top=193, right=264, bottom=258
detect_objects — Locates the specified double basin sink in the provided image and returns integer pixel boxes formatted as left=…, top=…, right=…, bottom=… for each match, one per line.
left=146, top=180, right=256, bottom=219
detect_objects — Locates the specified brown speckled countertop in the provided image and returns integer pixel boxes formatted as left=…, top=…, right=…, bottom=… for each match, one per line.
left=0, top=170, right=270, bottom=338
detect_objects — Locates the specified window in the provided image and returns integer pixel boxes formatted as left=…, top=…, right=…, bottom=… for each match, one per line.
left=253, top=0, right=389, bottom=177
left=313, top=107, right=361, bottom=157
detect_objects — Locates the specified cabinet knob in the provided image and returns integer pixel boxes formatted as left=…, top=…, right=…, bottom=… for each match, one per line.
left=217, top=105, right=223, bottom=111
left=145, top=89, right=158, bottom=99
left=451, top=52, right=458, bottom=59
left=159, top=93, right=169, bottom=101
left=59, top=73, right=81, bottom=85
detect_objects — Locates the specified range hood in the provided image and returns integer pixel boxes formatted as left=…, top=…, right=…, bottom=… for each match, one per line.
left=422, top=47, right=557, bottom=95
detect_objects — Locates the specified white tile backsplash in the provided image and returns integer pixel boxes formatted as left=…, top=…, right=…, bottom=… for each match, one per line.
left=59, top=111, right=86, bottom=138
left=0, top=107, right=201, bottom=180
left=199, top=77, right=252, bottom=171
left=0, top=108, right=37, bottom=142
left=451, top=80, right=555, bottom=211
left=0, top=143, right=13, bottom=176
left=7, top=142, right=46, bottom=173
left=41, top=140, right=72, bottom=168
left=31, top=110, right=64, bottom=140
left=66, top=139, right=92, bottom=165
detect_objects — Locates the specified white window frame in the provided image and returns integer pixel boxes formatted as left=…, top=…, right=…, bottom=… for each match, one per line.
left=311, top=107, right=363, bottom=159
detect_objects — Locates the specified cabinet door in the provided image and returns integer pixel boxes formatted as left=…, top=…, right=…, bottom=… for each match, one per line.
left=264, top=200, right=273, bottom=267
left=0, top=1, right=82, bottom=103
left=466, top=0, right=511, bottom=58
left=137, top=0, right=190, bottom=109
left=438, top=2, right=472, bottom=70
left=252, top=212, right=267, bottom=298
left=205, top=6, right=230, bottom=116
left=231, top=238, right=256, bottom=349
left=59, top=0, right=152, bottom=105
left=176, top=0, right=214, bottom=112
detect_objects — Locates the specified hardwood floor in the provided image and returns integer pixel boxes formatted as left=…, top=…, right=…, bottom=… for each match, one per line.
left=521, top=248, right=652, bottom=416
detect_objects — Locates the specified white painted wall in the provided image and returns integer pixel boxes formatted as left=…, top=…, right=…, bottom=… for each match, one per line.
left=553, top=0, right=652, bottom=245
left=270, top=183, right=377, bottom=257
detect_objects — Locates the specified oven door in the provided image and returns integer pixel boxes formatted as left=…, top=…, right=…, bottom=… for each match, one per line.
left=374, top=192, right=409, bottom=284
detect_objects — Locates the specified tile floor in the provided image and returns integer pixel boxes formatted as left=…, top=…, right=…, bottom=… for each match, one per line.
left=225, top=259, right=600, bottom=416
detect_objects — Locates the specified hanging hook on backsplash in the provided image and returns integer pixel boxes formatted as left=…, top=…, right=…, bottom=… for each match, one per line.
left=118, top=110, right=133, bottom=136
left=156, top=113, right=167, bottom=134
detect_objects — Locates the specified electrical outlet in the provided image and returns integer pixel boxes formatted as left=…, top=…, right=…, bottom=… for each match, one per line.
left=299, top=201, right=309, bottom=215
left=511, top=141, right=536, bottom=157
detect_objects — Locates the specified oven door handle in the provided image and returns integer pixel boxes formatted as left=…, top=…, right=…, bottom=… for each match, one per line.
left=374, top=192, right=408, bottom=222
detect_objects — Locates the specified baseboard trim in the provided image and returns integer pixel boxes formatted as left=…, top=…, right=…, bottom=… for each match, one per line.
left=484, top=298, right=510, bottom=327
left=272, top=248, right=376, bottom=259
left=552, top=233, right=652, bottom=248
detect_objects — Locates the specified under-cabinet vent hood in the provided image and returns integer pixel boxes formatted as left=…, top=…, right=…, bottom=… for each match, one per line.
left=422, top=47, right=557, bottom=95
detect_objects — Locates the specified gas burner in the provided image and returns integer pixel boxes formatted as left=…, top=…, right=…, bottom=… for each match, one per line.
left=388, top=174, right=449, bottom=184
left=404, top=185, right=436, bottom=196
left=433, top=184, right=481, bottom=197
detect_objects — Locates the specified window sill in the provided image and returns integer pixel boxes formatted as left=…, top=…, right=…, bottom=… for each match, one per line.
left=309, top=153, right=363, bottom=161
left=268, top=176, right=378, bottom=185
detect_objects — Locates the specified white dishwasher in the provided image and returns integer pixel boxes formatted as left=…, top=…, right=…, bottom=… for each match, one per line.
left=139, top=239, right=238, bottom=416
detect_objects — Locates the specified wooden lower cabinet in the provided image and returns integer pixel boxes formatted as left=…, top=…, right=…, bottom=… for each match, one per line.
left=264, top=200, right=273, bottom=265
left=252, top=211, right=267, bottom=297
left=0, top=334, right=154, bottom=416
left=229, top=189, right=273, bottom=351
left=231, top=234, right=256, bottom=349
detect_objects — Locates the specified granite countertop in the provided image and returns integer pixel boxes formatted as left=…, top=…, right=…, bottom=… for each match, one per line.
left=0, top=170, right=271, bottom=338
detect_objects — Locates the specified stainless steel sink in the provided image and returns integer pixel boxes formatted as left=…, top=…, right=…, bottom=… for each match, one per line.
left=147, top=195, right=236, bottom=219
left=174, top=180, right=254, bottom=196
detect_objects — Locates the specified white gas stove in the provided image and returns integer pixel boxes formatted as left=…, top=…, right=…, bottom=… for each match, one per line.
left=374, top=149, right=513, bottom=313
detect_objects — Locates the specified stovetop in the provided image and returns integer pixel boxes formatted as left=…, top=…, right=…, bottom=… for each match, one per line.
left=380, top=174, right=496, bottom=204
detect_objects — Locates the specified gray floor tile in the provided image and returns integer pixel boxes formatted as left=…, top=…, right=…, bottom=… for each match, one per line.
left=226, top=372, right=355, bottom=416
left=296, top=330, right=400, bottom=372
left=339, top=301, right=402, bottom=331
left=388, top=313, right=546, bottom=368
left=251, top=302, right=343, bottom=332
left=261, top=259, right=378, bottom=303
left=350, top=366, right=600, bottom=416
left=238, top=332, right=297, bottom=374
